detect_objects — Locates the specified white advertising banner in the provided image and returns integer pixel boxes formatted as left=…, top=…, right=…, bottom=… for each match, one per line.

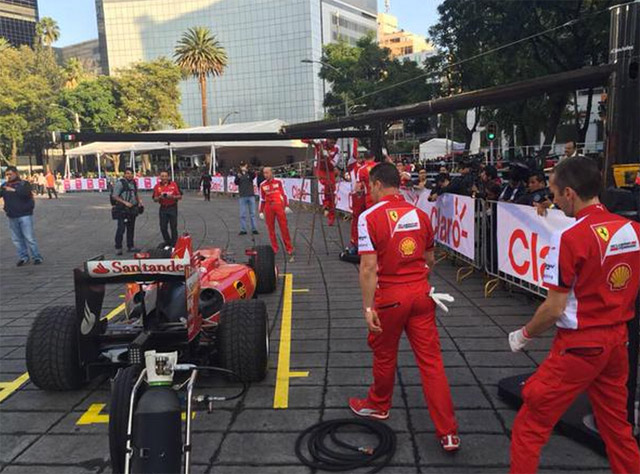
left=318, top=181, right=352, bottom=211
left=226, top=177, right=239, bottom=194
left=134, top=177, right=158, bottom=190
left=210, top=177, right=224, bottom=193
left=63, top=178, right=108, bottom=191
left=497, top=202, right=574, bottom=286
left=430, top=193, right=476, bottom=260
left=282, top=178, right=312, bottom=203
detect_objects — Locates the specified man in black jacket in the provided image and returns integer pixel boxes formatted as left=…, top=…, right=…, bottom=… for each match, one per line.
left=1, top=166, right=43, bottom=266
left=234, top=162, right=259, bottom=235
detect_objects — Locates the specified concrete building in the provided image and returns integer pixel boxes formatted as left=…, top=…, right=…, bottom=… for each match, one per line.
left=377, top=12, right=433, bottom=59
left=55, top=39, right=103, bottom=76
left=0, top=0, right=38, bottom=47
left=96, top=0, right=377, bottom=126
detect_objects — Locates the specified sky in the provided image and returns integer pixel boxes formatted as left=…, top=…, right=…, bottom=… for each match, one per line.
left=39, top=0, right=442, bottom=48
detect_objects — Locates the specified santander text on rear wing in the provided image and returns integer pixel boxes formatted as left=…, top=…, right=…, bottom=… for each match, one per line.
left=84, top=254, right=192, bottom=283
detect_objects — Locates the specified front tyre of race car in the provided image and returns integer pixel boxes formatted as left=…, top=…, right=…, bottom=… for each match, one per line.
left=253, top=245, right=277, bottom=294
left=109, top=365, right=143, bottom=474
left=26, top=305, right=86, bottom=391
left=218, top=300, right=269, bottom=382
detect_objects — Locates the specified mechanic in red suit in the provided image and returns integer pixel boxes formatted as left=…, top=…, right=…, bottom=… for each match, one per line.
left=304, top=138, right=341, bottom=226
left=344, top=153, right=375, bottom=254
left=259, top=167, right=294, bottom=260
left=508, top=157, right=640, bottom=474
left=350, top=162, right=460, bottom=452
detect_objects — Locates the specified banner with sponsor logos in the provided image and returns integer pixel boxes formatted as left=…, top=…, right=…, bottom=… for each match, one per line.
left=497, top=202, right=573, bottom=286
left=63, top=178, right=108, bottom=191
left=211, top=177, right=225, bottom=192
left=135, top=177, right=158, bottom=190
left=318, top=181, right=352, bottom=211
left=282, top=178, right=312, bottom=203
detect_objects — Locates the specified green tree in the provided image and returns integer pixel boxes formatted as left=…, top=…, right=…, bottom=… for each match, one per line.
left=113, top=58, right=185, bottom=132
left=51, top=77, right=117, bottom=132
left=174, top=26, right=228, bottom=126
left=428, top=0, right=613, bottom=156
left=35, top=17, right=60, bottom=49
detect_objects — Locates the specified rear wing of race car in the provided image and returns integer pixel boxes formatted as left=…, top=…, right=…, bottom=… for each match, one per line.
left=83, top=255, right=191, bottom=284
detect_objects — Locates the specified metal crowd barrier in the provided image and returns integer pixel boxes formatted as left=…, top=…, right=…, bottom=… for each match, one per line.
left=481, top=200, right=548, bottom=299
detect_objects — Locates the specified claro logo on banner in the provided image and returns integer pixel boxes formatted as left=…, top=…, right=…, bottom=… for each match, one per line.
left=283, top=178, right=311, bottom=203
left=400, top=190, right=475, bottom=261
left=497, top=202, right=573, bottom=286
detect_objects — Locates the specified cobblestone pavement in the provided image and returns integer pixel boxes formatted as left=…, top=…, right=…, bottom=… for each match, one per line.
left=0, top=192, right=610, bottom=473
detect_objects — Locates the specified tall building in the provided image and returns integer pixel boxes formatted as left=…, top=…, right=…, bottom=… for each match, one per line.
left=96, top=0, right=377, bottom=126
left=55, top=39, right=103, bottom=76
left=377, top=12, right=433, bottom=59
left=0, top=0, right=38, bottom=47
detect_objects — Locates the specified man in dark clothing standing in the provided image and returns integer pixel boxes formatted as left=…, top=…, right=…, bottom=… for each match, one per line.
left=112, top=168, right=142, bottom=255
left=152, top=170, right=183, bottom=246
left=1, top=166, right=43, bottom=266
left=200, top=171, right=212, bottom=201
left=516, top=171, right=549, bottom=206
left=235, top=162, right=258, bottom=235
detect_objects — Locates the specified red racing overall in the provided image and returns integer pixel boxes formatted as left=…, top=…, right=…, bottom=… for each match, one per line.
left=259, top=178, right=293, bottom=255
left=348, top=160, right=367, bottom=247
left=358, top=194, right=458, bottom=437
left=310, top=140, right=340, bottom=226
left=510, top=204, right=640, bottom=474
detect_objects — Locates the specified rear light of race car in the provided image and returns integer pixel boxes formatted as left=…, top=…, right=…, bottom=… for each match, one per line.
left=245, top=249, right=257, bottom=256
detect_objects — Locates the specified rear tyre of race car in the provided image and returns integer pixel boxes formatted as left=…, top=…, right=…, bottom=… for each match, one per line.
left=218, top=300, right=269, bottom=382
left=26, top=305, right=85, bottom=391
left=109, top=365, right=143, bottom=474
left=254, top=245, right=277, bottom=294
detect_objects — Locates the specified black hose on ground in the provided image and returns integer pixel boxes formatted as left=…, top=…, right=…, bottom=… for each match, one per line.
left=295, top=418, right=396, bottom=473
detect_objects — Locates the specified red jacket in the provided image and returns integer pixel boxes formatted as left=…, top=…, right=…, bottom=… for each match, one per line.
left=259, top=179, right=288, bottom=212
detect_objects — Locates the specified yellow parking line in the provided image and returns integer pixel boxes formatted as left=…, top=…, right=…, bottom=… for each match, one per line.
left=76, top=403, right=195, bottom=425
left=0, top=304, right=125, bottom=405
left=0, top=373, right=30, bottom=403
left=273, top=274, right=309, bottom=409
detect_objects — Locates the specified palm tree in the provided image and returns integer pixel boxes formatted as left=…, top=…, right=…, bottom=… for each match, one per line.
left=63, top=58, right=85, bottom=89
left=36, top=17, right=60, bottom=49
left=174, top=27, right=228, bottom=126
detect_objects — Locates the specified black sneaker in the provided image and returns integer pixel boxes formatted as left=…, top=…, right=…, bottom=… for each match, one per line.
left=115, top=249, right=123, bottom=256
left=239, top=231, right=248, bottom=236
left=16, top=259, right=29, bottom=267
left=33, top=258, right=43, bottom=265
left=252, top=230, right=259, bottom=235
left=127, top=247, right=141, bottom=253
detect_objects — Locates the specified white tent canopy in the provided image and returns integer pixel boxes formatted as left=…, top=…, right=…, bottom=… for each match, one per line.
left=66, top=119, right=305, bottom=157
left=419, top=138, right=466, bottom=162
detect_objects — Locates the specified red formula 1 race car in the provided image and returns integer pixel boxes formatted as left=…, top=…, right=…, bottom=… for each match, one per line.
left=25, top=234, right=277, bottom=391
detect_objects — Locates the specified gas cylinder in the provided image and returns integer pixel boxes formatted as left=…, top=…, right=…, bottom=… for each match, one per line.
left=131, top=386, right=182, bottom=473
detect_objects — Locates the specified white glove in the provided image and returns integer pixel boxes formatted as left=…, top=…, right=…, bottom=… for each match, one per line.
left=285, top=207, right=292, bottom=214
left=259, top=212, right=265, bottom=220
left=429, top=287, right=454, bottom=313
left=509, top=327, right=531, bottom=352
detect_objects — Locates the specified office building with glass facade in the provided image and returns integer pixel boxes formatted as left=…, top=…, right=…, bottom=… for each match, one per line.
left=0, top=0, right=38, bottom=47
left=96, top=0, right=376, bottom=126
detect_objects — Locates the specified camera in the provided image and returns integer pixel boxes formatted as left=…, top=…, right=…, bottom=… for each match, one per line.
left=162, top=192, right=169, bottom=198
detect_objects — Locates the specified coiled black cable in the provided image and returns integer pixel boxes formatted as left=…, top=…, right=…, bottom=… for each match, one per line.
left=295, top=418, right=396, bottom=473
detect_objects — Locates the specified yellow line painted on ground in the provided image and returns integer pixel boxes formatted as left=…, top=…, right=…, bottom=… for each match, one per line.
left=0, top=304, right=126, bottom=405
left=77, top=403, right=109, bottom=425
left=291, top=289, right=310, bottom=293
left=75, top=403, right=195, bottom=425
left=273, top=274, right=309, bottom=409
left=0, top=373, right=30, bottom=403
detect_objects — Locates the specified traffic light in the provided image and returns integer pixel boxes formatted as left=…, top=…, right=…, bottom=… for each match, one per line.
left=486, top=121, right=498, bottom=142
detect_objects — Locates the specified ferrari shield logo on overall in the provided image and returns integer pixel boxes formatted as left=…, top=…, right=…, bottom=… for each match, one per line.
left=389, top=210, right=399, bottom=222
left=596, top=226, right=610, bottom=242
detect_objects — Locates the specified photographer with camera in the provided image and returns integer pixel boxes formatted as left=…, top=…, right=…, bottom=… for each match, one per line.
left=112, top=168, right=143, bottom=255
left=152, top=170, right=183, bottom=247
left=234, top=162, right=258, bottom=236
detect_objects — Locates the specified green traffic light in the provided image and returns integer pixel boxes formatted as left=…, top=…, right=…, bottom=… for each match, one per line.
left=488, top=133, right=495, bottom=140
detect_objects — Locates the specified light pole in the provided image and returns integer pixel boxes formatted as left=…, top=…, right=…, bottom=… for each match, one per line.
left=50, top=104, right=82, bottom=177
left=219, top=111, right=239, bottom=125
left=301, top=59, right=350, bottom=117
left=51, top=104, right=80, bottom=132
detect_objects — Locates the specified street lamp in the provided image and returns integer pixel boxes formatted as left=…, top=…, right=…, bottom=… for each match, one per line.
left=219, top=111, right=239, bottom=125
left=301, top=59, right=350, bottom=117
left=50, top=103, right=80, bottom=132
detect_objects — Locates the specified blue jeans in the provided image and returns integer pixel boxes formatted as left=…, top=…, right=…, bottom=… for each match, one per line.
left=239, top=196, right=257, bottom=232
left=8, top=215, right=43, bottom=261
